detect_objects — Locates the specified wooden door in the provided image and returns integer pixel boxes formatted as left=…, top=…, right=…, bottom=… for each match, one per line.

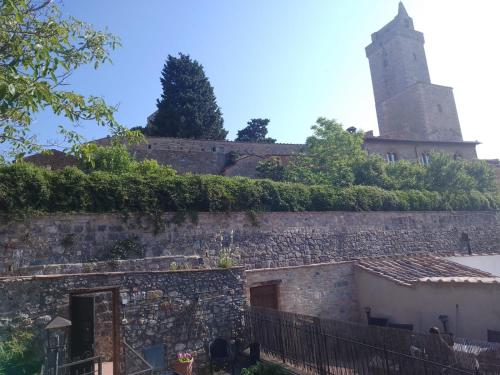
left=250, top=284, right=278, bottom=309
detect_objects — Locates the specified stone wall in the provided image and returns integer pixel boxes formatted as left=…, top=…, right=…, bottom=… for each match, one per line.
left=246, top=261, right=359, bottom=322
left=0, top=268, right=245, bottom=369
left=4, top=255, right=202, bottom=276
left=1, top=211, right=498, bottom=271
left=127, top=137, right=302, bottom=175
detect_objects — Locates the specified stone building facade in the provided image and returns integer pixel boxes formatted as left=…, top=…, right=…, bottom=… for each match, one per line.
left=363, top=2, right=479, bottom=162
left=246, top=261, right=359, bottom=322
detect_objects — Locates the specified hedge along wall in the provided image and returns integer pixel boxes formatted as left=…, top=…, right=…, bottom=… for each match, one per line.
left=0, top=164, right=499, bottom=215
left=1, top=211, right=498, bottom=270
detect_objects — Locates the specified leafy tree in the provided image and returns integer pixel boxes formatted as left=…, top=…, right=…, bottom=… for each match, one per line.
left=235, top=118, right=276, bottom=143
left=0, top=0, right=134, bottom=159
left=256, top=156, right=285, bottom=181
left=149, top=53, right=227, bottom=140
left=264, top=118, right=364, bottom=187
left=255, top=117, right=497, bottom=194
left=75, top=143, right=176, bottom=176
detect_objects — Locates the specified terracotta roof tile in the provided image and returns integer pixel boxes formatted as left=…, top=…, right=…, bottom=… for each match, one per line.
left=356, top=254, right=493, bottom=286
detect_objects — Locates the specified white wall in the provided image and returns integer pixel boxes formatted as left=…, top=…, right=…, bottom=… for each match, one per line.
left=447, top=255, right=500, bottom=277
left=356, top=268, right=500, bottom=341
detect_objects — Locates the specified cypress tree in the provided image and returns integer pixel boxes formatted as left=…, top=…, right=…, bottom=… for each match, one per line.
left=149, top=53, right=227, bottom=140
left=235, top=118, right=276, bottom=143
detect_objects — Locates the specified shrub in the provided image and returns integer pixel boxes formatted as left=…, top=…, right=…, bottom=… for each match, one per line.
left=0, top=163, right=498, bottom=215
left=0, top=330, right=42, bottom=375
left=241, top=362, right=288, bottom=375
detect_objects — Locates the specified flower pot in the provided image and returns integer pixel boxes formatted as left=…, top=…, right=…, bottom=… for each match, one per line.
left=173, top=359, right=193, bottom=375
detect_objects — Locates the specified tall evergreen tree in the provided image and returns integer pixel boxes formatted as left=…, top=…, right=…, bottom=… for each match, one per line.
left=235, top=118, right=276, bottom=143
left=149, top=53, right=227, bottom=139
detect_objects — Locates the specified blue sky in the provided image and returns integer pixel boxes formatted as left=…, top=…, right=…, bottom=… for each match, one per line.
left=30, top=1, right=500, bottom=158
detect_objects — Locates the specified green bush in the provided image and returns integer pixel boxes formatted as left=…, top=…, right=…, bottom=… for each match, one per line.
left=0, top=163, right=498, bottom=215
left=241, top=362, right=289, bottom=375
left=0, top=330, right=42, bottom=375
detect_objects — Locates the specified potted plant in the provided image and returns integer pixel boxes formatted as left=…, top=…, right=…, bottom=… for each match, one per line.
left=172, top=352, right=193, bottom=375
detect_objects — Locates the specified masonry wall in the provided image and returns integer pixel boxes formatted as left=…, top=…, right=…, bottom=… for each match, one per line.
left=364, top=138, right=478, bottom=161
left=246, top=262, right=359, bottom=322
left=0, top=268, right=245, bottom=368
left=127, top=137, right=302, bottom=175
left=1, top=211, right=498, bottom=271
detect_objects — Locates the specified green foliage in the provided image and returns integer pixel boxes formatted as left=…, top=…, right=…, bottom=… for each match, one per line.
left=0, top=0, right=137, bottom=159
left=217, top=249, right=235, bottom=268
left=148, top=53, right=227, bottom=140
left=258, top=118, right=364, bottom=187
left=0, top=330, right=42, bottom=375
left=76, top=143, right=135, bottom=173
left=256, top=157, right=286, bottom=181
left=241, top=362, right=289, bottom=375
left=0, top=163, right=498, bottom=215
left=236, top=118, right=276, bottom=143
left=75, top=143, right=177, bottom=176
left=105, top=236, right=144, bottom=260
left=256, top=118, right=497, bottom=195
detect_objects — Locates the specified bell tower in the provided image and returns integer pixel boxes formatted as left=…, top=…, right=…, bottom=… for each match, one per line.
left=366, top=2, right=463, bottom=142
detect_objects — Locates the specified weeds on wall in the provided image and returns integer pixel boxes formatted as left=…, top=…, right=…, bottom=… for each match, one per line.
left=215, top=230, right=238, bottom=268
left=105, top=236, right=144, bottom=260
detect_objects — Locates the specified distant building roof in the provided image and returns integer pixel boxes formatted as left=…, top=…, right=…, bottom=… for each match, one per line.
left=356, top=254, right=493, bottom=286
left=24, top=149, right=77, bottom=170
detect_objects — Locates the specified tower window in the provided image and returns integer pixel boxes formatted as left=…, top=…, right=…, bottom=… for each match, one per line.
left=405, top=19, right=410, bottom=28
left=386, top=153, right=397, bottom=163
left=383, top=59, right=389, bottom=68
left=454, top=153, right=462, bottom=160
left=147, top=144, right=152, bottom=150
left=420, top=153, right=430, bottom=165
left=413, top=52, right=417, bottom=61
left=437, top=104, right=443, bottom=113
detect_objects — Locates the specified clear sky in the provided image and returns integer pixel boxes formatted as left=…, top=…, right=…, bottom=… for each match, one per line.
left=31, top=1, right=500, bottom=159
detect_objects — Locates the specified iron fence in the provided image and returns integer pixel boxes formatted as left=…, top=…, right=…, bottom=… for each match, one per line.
left=124, top=341, right=154, bottom=375
left=245, top=307, right=500, bottom=375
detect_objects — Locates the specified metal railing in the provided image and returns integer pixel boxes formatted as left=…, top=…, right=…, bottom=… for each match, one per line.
left=49, top=356, right=104, bottom=375
left=124, top=341, right=154, bottom=375
left=245, top=307, right=500, bottom=375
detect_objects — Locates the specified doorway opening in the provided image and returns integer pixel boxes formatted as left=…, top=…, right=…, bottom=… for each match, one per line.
left=69, top=287, right=121, bottom=375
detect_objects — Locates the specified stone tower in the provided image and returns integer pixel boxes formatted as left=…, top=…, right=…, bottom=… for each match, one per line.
left=366, top=2, right=463, bottom=141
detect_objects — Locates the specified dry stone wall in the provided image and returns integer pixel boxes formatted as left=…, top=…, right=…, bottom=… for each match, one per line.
left=1, top=211, right=498, bottom=271
left=0, top=268, right=245, bottom=369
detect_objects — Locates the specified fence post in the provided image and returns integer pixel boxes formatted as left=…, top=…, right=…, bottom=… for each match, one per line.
left=278, top=315, right=286, bottom=363
left=383, top=344, right=390, bottom=374
left=313, top=317, right=327, bottom=375
left=97, top=356, right=102, bottom=375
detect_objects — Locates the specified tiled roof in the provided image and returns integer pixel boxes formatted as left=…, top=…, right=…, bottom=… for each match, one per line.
left=356, top=254, right=494, bottom=286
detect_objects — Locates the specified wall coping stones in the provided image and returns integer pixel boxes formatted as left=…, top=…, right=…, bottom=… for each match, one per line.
left=0, top=266, right=245, bottom=282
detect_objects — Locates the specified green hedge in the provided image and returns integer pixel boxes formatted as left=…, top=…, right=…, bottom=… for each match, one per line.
left=0, top=163, right=498, bottom=214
